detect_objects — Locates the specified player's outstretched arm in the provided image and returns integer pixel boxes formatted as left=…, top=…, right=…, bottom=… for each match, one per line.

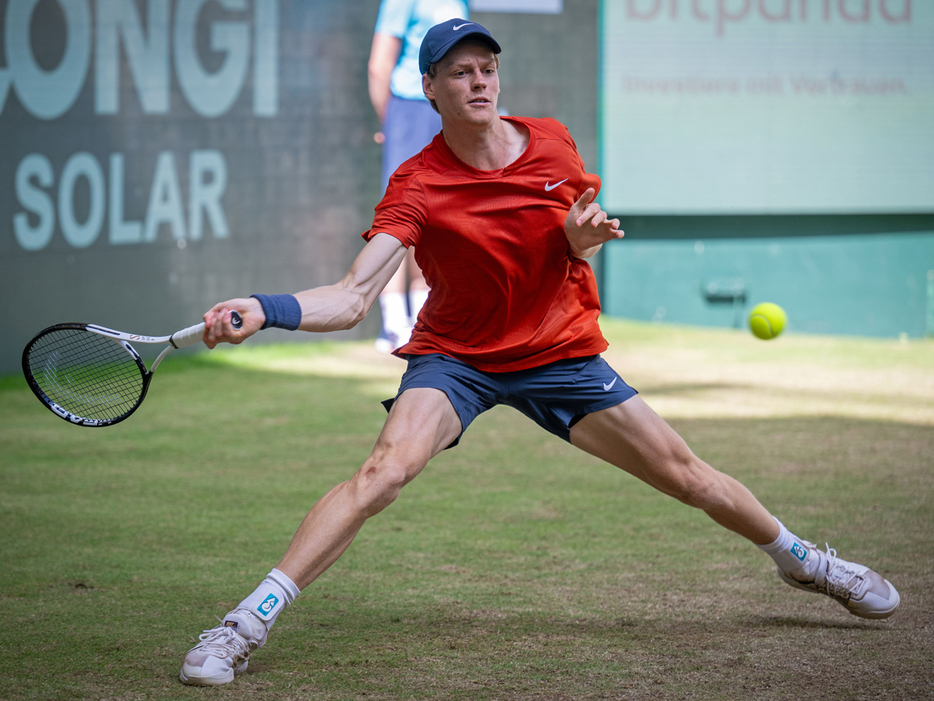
left=202, top=233, right=407, bottom=348
left=564, top=188, right=623, bottom=259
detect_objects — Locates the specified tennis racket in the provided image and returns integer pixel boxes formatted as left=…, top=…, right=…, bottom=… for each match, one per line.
left=22, top=312, right=242, bottom=427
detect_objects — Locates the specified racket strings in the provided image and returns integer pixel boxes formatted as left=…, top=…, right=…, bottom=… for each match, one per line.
left=27, top=329, right=145, bottom=421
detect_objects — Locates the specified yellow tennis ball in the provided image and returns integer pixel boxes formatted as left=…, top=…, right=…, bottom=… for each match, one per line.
left=748, top=302, right=787, bottom=340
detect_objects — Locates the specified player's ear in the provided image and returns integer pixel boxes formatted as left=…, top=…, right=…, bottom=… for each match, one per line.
left=422, top=73, right=435, bottom=101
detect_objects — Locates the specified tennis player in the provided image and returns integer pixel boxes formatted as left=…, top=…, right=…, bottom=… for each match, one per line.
left=180, top=19, right=900, bottom=686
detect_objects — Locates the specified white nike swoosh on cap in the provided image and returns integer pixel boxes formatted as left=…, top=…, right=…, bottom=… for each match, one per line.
left=453, top=23, right=474, bottom=30
left=545, top=178, right=568, bottom=191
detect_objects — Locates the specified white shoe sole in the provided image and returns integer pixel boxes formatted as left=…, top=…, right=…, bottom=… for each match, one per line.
left=179, top=659, right=248, bottom=686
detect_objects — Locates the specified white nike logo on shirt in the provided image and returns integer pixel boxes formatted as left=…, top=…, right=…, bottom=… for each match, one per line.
left=545, top=178, right=568, bottom=191
left=603, top=378, right=618, bottom=391
left=453, top=23, right=473, bottom=30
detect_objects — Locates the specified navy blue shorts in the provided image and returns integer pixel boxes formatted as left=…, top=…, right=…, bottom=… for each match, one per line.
left=382, top=354, right=638, bottom=447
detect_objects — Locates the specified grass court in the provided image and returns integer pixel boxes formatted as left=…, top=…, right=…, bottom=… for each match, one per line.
left=1, top=318, right=932, bottom=700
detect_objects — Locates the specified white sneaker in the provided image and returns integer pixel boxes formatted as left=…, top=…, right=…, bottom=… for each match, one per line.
left=778, top=541, right=900, bottom=619
left=374, top=336, right=395, bottom=354
left=374, top=326, right=413, bottom=354
left=179, top=609, right=268, bottom=686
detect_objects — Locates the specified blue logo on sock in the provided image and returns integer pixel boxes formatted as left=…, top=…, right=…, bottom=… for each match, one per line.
left=258, top=593, right=279, bottom=616
left=791, top=542, right=808, bottom=562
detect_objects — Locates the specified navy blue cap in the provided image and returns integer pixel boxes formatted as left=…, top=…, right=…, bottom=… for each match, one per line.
left=418, top=18, right=501, bottom=75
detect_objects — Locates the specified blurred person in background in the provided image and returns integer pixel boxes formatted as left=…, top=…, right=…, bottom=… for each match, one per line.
left=368, top=0, right=467, bottom=352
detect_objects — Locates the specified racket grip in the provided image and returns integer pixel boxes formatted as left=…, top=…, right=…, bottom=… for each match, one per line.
left=170, top=322, right=207, bottom=349
left=171, top=311, right=242, bottom=349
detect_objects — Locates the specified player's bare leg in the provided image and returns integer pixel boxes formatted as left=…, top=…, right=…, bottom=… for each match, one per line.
left=570, top=396, right=899, bottom=619
left=181, top=388, right=462, bottom=685
left=570, top=396, right=778, bottom=543
left=277, top=387, right=462, bottom=588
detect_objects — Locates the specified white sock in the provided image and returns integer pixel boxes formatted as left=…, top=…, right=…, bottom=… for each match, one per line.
left=379, top=292, right=409, bottom=336
left=408, top=289, right=429, bottom=323
left=757, top=518, right=815, bottom=577
left=236, top=568, right=301, bottom=630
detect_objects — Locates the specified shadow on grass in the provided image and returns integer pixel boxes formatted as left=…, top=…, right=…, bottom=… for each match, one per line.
left=751, top=615, right=871, bottom=630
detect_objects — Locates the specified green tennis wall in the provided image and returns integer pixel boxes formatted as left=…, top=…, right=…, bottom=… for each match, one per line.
left=601, top=225, right=934, bottom=339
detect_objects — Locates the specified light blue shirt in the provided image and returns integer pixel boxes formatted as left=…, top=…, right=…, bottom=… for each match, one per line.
left=375, top=0, right=468, bottom=101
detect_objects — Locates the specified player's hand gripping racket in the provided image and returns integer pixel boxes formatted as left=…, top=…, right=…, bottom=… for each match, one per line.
left=22, top=312, right=242, bottom=427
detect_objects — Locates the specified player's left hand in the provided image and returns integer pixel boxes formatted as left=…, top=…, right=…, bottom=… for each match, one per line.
left=564, top=188, right=623, bottom=259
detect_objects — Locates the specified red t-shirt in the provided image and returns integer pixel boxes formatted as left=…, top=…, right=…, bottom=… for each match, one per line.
left=362, top=116, right=608, bottom=372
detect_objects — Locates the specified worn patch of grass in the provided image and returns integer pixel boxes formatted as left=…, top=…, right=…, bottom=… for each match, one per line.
left=1, top=318, right=932, bottom=700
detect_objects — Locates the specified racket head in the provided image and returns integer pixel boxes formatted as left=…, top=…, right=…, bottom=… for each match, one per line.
left=22, top=324, right=151, bottom=427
